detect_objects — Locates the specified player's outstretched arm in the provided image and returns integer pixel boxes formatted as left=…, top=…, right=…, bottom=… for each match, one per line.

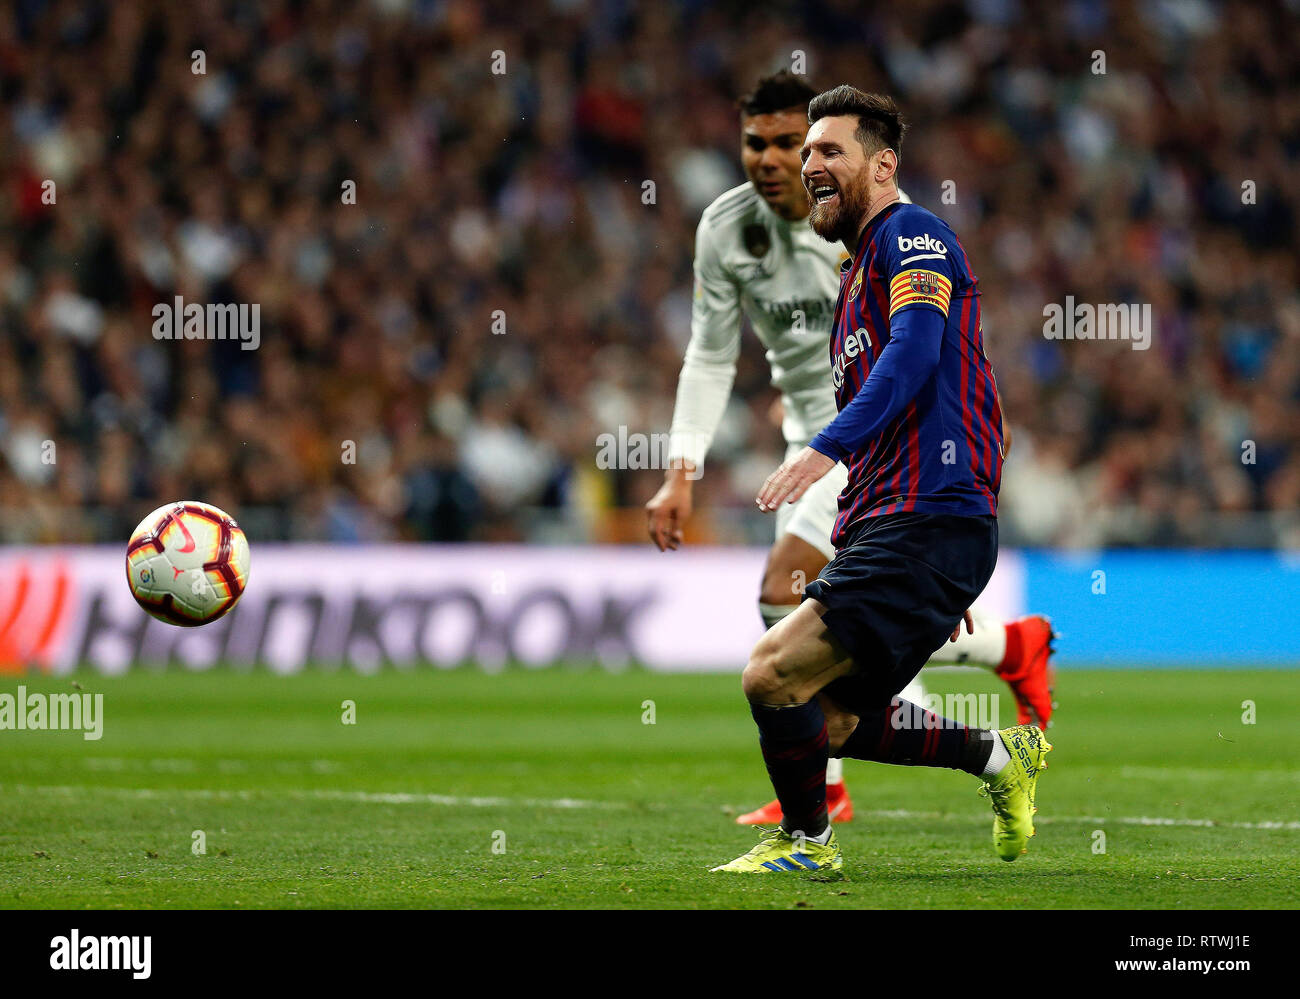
left=806, top=307, right=945, bottom=464
left=755, top=305, right=946, bottom=513
left=650, top=204, right=743, bottom=550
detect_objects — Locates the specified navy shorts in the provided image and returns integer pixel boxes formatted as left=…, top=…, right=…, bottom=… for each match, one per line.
left=802, top=512, right=998, bottom=716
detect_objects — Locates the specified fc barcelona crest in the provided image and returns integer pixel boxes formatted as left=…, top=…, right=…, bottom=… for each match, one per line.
left=742, top=223, right=770, bottom=258
left=848, top=268, right=864, bottom=299
left=908, top=270, right=940, bottom=296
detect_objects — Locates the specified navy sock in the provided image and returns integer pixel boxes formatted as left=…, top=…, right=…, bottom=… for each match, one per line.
left=750, top=700, right=829, bottom=838
left=837, top=697, right=995, bottom=776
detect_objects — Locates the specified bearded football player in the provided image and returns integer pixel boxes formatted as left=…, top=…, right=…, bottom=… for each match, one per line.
left=710, top=85, right=1053, bottom=874
left=646, top=72, right=1055, bottom=829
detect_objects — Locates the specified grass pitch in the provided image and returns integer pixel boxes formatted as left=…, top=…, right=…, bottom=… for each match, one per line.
left=1, top=666, right=1297, bottom=909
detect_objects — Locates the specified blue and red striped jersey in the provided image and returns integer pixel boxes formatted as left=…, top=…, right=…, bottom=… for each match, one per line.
left=808, top=201, right=1003, bottom=546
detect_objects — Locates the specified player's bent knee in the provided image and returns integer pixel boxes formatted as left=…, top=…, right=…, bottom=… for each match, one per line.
left=742, top=636, right=796, bottom=705
left=741, top=655, right=781, bottom=704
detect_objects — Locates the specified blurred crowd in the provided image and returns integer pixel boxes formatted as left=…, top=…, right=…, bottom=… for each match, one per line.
left=0, top=0, right=1297, bottom=547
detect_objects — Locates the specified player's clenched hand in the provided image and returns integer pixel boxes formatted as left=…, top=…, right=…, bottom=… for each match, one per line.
left=756, top=447, right=835, bottom=512
left=645, top=467, right=694, bottom=551
left=949, top=609, right=974, bottom=643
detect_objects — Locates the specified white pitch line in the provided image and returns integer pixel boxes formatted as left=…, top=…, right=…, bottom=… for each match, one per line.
left=1, top=784, right=624, bottom=811
left=849, top=807, right=1300, bottom=832
left=1065, top=814, right=1300, bottom=831
left=3, top=784, right=1298, bottom=831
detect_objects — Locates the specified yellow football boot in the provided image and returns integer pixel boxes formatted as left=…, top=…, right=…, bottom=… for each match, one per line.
left=980, top=724, right=1053, bottom=861
left=711, top=826, right=843, bottom=873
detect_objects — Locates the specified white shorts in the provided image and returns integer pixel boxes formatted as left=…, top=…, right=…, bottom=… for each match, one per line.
left=774, top=442, right=847, bottom=561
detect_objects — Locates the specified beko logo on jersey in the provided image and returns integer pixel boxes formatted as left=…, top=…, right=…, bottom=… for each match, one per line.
left=831, top=328, right=873, bottom=389
left=897, top=234, right=947, bottom=256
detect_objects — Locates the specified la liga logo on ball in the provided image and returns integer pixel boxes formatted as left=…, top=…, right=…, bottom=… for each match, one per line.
left=125, top=501, right=250, bottom=626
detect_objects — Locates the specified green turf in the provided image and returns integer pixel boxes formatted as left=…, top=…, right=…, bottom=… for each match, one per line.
left=0, top=667, right=1297, bottom=909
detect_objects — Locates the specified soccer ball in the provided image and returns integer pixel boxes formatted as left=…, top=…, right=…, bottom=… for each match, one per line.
left=125, top=501, right=250, bottom=626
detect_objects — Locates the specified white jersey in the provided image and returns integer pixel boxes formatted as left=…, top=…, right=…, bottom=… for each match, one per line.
left=667, top=182, right=911, bottom=468
left=667, top=182, right=844, bottom=468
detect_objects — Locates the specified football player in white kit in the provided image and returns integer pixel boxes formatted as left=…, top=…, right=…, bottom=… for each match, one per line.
left=646, top=72, right=1055, bottom=826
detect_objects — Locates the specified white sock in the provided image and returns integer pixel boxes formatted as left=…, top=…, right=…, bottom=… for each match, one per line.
left=927, top=613, right=1007, bottom=670
left=982, top=733, right=1011, bottom=778
left=825, top=756, right=843, bottom=785
left=758, top=602, right=797, bottom=631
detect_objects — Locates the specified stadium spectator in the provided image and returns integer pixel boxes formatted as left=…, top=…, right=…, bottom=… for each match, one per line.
left=0, top=0, right=1296, bottom=548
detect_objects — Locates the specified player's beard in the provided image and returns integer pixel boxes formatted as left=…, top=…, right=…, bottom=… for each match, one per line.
left=808, top=169, right=870, bottom=245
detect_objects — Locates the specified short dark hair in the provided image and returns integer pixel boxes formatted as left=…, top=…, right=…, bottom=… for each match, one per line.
left=737, top=71, right=818, bottom=117
left=807, top=85, right=907, bottom=158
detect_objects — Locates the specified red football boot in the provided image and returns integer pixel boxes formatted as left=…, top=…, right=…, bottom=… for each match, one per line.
left=735, top=781, right=854, bottom=825
left=995, top=614, right=1057, bottom=728
left=827, top=780, right=854, bottom=822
